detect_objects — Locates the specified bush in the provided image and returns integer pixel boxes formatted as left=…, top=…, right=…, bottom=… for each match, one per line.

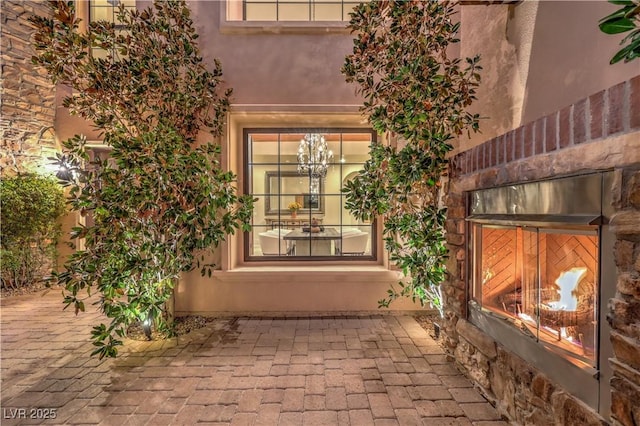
left=1, top=174, right=66, bottom=290
left=31, top=0, right=253, bottom=358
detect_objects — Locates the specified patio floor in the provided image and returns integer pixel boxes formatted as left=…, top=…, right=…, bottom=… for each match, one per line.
left=1, top=290, right=509, bottom=425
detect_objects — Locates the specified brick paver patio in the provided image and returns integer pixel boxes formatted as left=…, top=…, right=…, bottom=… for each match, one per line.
left=1, top=290, right=509, bottom=425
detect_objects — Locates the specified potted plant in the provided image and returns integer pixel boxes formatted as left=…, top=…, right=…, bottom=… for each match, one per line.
left=288, top=201, right=302, bottom=218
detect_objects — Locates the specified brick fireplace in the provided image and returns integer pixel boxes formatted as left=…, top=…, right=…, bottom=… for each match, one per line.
left=444, top=76, right=640, bottom=425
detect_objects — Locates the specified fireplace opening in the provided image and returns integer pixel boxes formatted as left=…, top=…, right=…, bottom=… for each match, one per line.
left=465, top=172, right=615, bottom=417
left=471, top=224, right=598, bottom=367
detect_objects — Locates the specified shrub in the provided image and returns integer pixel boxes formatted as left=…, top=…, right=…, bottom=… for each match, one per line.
left=1, top=174, right=65, bottom=289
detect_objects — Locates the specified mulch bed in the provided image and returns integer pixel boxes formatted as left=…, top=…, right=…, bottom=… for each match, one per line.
left=2, top=287, right=444, bottom=344
left=414, top=314, right=443, bottom=341
left=128, top=314, right=446, bottom=342
left=126, top=315, right=218, bottom=341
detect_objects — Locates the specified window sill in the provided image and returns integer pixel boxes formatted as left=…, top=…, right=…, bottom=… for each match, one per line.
left=227, top=265, right=392, bottom=274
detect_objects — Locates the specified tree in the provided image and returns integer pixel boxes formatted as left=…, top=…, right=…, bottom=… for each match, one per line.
left=341, top=0, right=481, bottom=316
left=30, top=0, right=253, bottom=358
left=599, top=0, right=640, bottom=64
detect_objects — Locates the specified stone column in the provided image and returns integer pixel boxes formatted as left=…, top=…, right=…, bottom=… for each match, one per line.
left=1, top=0, right=57, bottom=176
left=609, top=168, right=640, bottom=426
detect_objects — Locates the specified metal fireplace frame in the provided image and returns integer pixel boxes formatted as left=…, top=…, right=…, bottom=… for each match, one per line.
left=465, top=171, right=616, bottom=418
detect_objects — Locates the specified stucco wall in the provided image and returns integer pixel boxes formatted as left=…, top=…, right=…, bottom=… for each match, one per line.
left=55, top=1, right=362, bottom=142
left=191, top=3, right=358, bottom=107
left=458, top=1, right=639, bottom=153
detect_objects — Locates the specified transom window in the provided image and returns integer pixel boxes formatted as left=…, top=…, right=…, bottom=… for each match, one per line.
left=244, top=129, right=376, bottom=260
left=228, top=0, right=360, bottom=21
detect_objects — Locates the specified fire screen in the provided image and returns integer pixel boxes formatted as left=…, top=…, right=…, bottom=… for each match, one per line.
left=471, top=224, right=598, bottom=366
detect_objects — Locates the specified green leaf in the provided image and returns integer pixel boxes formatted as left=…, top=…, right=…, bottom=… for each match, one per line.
left=599, top=17, right=636, bottom=34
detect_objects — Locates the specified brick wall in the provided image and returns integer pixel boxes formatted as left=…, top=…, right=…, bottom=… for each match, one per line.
left=1, top=0, right=56, bottom=176
left=444, top=76, right=640, bottom=425
left=453, top=76, right=640, bottom=177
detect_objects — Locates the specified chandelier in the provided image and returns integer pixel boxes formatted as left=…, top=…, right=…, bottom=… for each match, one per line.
left=297, top=133, right=333, bottom=193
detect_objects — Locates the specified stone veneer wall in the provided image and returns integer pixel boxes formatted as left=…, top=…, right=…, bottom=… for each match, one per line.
left=443, top=76, right=640, bottom=425
left=1, top=1, right=56, bottom=176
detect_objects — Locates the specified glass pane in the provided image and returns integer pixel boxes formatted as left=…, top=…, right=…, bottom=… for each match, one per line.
left=313, top=4, right=343, bottom=21
left=255, top=226, right=292, bottom=256
left=281, top=134, right=301, bottom=167
left=336, top=223, right=371, bottom=256
left=250, top=133, right=279, bottom=165
left=537, top=229, right=598, bottom=365
left=90, top=6, right=113, bottom=23
left=519, top=228, right=539, bottom=338
left=480, top=226, right=519, bottom=317
left=341, top=134, right=371, bottom=164
left=279, top=4, right=310, bottom=20
left=342, top=2, right=360, bottom=20
left=245, top=4, right=277, bottom=20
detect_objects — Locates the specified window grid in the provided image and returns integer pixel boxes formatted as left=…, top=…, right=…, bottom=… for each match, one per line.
left=244, top=128, right=376, bottom=261
left=243, top=0, right=359, bottom=22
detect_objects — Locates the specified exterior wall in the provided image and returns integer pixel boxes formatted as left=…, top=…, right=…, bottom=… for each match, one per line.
left=444, top=77, right=640, bottom=424
left=1, top=1, right=58, bottom=176
left=55, top=1, right=363, bottom=141
left=175, top=267, right=423, bottom=315
left=458, top=1, right=639, bottom=153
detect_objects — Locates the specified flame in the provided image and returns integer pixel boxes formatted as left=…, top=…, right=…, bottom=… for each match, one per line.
left=518, top=313, right=535, bottom=322
left=546, top=267, right=587, bottom=311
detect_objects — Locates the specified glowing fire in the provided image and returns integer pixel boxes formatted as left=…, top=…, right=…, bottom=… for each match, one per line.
left=517, top=267, right=587, bottom=344
left=546, top=267, right=587, bottom=311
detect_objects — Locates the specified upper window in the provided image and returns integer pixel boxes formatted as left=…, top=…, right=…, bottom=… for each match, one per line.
left=228, top=0, right=360, bottom=21
left=89, top=0, right=136, bottom=25
left=245, top=129, right=376, bottom=260
left=89, top=0, right=136, bottom=57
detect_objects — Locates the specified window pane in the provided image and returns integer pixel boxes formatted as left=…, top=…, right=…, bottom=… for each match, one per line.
left=313, top=3, right=343, bottom=21
left=342, top=2, right=360, bottom=21
left=245, top=3, right=278, bottom=21
left=279, top=4, right=310, bottom=21
left=249, top=133, right=279, bottom=164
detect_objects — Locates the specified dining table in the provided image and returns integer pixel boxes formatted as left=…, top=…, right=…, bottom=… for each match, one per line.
left=282, top=228, right=341, bottom=256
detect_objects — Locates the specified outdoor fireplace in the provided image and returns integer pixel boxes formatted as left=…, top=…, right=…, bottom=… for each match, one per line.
left=472, top=225, right=599, bottom=365
left=466, top=172, right=616, bottom=415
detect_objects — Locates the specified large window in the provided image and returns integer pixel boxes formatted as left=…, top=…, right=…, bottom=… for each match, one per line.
left=245, top=129, right=376, bottom=260
left=228, top=0, right=360, bottom=21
